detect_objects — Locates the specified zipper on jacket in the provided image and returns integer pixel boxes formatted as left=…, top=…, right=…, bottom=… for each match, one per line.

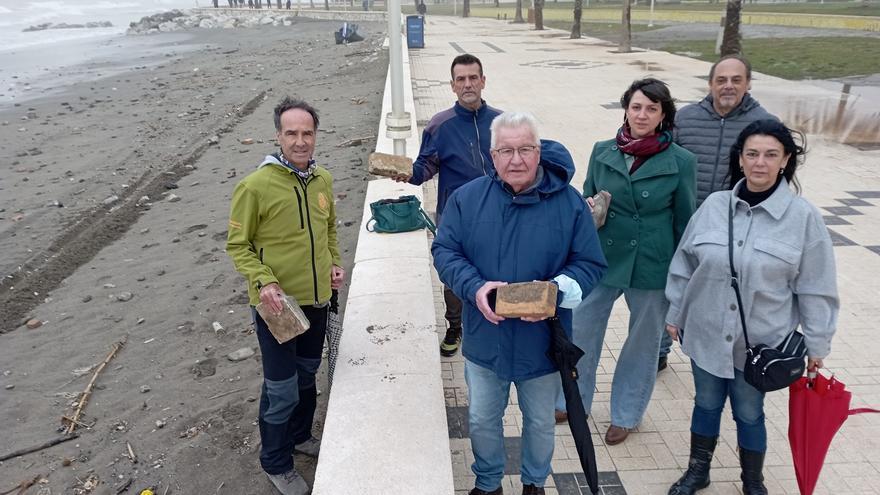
left=473, top=110, right=487, bottom=175
left=259, top=248, right=264, bottom=262
left=294, top=188, right=305, bottom=230
left=297, top=174, right=320, bottom=305
left=711, top=118, right=726, bottom=194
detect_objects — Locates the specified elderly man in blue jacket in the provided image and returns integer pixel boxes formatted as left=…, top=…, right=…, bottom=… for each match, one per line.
left=432, top=112, right=607, bottom=495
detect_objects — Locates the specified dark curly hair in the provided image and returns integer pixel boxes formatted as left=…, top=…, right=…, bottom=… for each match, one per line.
left=728, top=119, right=806, bottom=193
left=273, top=97, right=319, bottom=131
left=620, top=78, right=676, bottom=133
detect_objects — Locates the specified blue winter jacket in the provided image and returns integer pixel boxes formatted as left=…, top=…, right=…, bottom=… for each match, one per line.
left=409, top=100, right=502, bottom=217
left=432, top=140, right=608, bottom=381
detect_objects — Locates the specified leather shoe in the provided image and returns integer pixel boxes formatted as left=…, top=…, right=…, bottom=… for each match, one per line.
left=554, top=409, right=568, bottom=424
left=469, top=488, right=502, bottom=495
left=658, top=356, right=668, bottom=372
left=605, top=425, right=630, bottom=445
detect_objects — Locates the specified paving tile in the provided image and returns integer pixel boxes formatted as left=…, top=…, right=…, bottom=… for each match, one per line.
left=415, top=16, right=880, bottom=495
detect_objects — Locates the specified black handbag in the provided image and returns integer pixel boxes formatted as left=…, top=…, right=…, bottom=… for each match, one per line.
left=366, top=195, right=436, bottom=235
left=728, top=200, right=806, bottom=392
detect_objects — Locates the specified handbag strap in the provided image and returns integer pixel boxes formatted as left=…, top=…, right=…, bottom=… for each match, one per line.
left=420, top=208, right=437, bottom=236
left=728, top=198, right=753, bottom=349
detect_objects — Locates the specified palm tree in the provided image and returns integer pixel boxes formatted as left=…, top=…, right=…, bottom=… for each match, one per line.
left=463, top=0, right=470, bottom=17
left=620, top=0, right=632, bottom=52
left=720, top=0, right=743, bottom=55
left=571, top=0, right=583, bottom=39
left=534, top=0, right=545, bottom=29
left=514, top=0, right=525, bottom=23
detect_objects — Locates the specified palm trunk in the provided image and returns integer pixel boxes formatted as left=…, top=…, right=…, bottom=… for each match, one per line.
left=514, top=0, right=525, bottom=23
left=463, top=0, right=470, bottom=17
left=720, top=0, right=743, bottom=55
left=620, top=0, right=632, bottom=52
left=534, top=0, right=545, bottom=29
left=571, top=0, right=582, bottom=38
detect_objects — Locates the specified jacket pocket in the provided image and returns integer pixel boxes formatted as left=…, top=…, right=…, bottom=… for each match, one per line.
left=693, top=229, right=728, bottom=247
left=753, top=237, right=801, bottom=265
left=751, top=237, right=801, bottom=291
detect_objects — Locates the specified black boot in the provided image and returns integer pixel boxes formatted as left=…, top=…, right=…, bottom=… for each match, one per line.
left=739, top=448, right=768, bottom=495
left=668, top=433, right=717, bottom=495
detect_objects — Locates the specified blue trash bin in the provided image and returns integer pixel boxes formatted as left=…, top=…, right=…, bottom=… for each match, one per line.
left=406, top=15, right=424, bottom=49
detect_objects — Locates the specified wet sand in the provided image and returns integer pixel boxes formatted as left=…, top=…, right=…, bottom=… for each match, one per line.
left=0, top=20, right=387, bottom=493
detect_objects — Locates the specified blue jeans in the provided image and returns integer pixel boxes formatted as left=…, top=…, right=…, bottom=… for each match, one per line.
left=254, top=306, right=327, bottom=475
left=465, top=360, right=559, bottom=491
left=571, top=284, right=667, bottom=428
left=691, top=361, right=767, bottom=452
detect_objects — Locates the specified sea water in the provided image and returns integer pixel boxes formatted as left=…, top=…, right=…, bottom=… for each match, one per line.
left=0, top=0, right=199, bottom=105
left=0, top=0, right=197, bottom=51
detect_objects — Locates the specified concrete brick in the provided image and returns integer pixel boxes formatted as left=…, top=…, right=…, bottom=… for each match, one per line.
left=495, top=281, right=558, bottom=319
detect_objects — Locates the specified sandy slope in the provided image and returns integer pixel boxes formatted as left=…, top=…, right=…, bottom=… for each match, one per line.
left=0, top=20, right=388, bottom=493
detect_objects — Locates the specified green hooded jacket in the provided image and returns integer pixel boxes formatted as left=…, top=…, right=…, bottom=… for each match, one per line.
left=227, top=155, right=341, bottom=306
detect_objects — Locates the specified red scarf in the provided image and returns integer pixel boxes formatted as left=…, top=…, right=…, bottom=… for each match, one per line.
left=615, top=125, right=672, bottom=175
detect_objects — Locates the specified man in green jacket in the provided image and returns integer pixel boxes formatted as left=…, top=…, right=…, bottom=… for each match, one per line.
left=227, top=97, right=344, bottom=495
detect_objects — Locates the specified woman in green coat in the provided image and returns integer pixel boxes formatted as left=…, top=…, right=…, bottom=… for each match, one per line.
left=572, top=78, right=696, bottom=445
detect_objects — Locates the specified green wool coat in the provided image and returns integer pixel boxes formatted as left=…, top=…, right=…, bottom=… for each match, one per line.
left=583, top=139, right=697, bottom=290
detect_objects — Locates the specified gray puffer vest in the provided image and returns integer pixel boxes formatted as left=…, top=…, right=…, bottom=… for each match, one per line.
left=673, top=93, right=776, bottom=205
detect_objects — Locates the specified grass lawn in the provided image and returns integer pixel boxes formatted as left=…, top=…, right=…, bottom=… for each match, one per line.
left=542, top=19, right=663, bottom=36
left=403, top=1, right=880, bottom=17
left=661, top=37, right=880, bottom=79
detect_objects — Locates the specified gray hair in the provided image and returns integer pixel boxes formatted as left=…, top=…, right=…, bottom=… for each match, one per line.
left=490, top=111, right=540, bottom=149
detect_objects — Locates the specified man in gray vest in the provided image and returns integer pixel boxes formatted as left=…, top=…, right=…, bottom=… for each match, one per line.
left=658, top=55, right=776, bottom=371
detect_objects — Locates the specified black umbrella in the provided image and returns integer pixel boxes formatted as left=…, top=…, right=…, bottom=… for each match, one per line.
left=546, top=316, right=599, bottom=495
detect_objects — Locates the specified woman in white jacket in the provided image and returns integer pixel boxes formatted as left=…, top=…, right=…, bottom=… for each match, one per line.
left=664, top=119, right=839, bottom=495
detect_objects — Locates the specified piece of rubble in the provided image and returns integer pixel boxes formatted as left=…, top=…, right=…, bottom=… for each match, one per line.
left=367, top=152, right=412, bottom=178
left=495, top=281, right=558, bottom=319
left=227, top=347, right=255, bottom=362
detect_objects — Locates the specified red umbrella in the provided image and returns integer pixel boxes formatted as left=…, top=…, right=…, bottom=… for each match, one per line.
left=788, top=371, right=879, bottom=495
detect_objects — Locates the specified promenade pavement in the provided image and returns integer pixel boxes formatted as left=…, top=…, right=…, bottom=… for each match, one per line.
left=407, top=15, right=880, bottom=495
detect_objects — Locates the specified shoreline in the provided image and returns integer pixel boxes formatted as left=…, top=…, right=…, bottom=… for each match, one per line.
left=0, top=20, right=388, bottom=492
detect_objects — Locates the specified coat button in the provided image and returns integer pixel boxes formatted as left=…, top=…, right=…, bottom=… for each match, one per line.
left=746, top=210, right=752, bottom=217
left=632, top=214, right=639, bottom=221
left=611, top=145, right=618, bottom=151
left=641, top=191, right=650, bottom=198
left=730, top=303, right=737, bottom=310
left=726, top=335, right=733, bottom=342
left=607, top=239, right=614, bottom=246
left=737, top=240, right=743, bottom=247
left=609, top=211, right=616, bottom=218
left=630, top=240, right=637, bottom=247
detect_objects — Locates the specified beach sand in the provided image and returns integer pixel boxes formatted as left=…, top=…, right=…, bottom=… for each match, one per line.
left=0, top=19, right=388, bottom=493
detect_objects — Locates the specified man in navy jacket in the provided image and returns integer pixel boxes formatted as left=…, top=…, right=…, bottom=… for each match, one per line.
left=396, top=53, right=502, bottom=358
left=432, top=112, right=607, bottom=495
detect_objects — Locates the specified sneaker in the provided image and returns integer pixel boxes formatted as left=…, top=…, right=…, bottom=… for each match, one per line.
left=439, top=326, right=462, bottom=357
left=294, top=437, right=321, bottom=458
left=522, top=484, right=545, bottom=495
left=267, top=469, right=310, bottom=495
left=469, top=488, right=502, bottom=495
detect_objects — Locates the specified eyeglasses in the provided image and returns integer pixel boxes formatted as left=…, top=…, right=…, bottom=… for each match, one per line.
left=493, top=145, right=538, bottom=160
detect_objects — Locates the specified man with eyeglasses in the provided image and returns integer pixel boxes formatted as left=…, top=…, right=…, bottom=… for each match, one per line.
left=432, top=112, right=607, bottom=495
left=394, top=53, right=502, bottom=359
